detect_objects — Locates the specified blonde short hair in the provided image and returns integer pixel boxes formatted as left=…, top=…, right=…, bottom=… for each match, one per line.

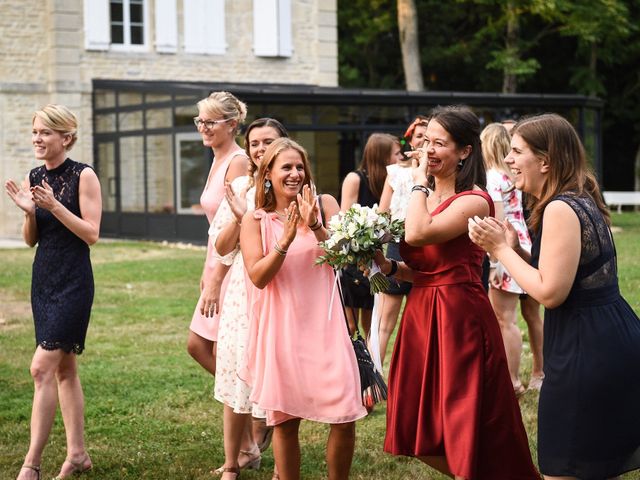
left=33, top=104, right=78, bottom=151
left=197, top=91, right=248, bottom=134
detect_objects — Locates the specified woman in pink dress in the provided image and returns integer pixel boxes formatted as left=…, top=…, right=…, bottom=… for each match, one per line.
left=187, top=91, right=249, bottom=377
left=208, top=118, right=289, bottom=479
left=240, top=138, right=367, bottom=480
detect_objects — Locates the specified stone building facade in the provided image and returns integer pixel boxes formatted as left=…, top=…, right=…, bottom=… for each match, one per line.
left=0, top=0, right=337, bottom=238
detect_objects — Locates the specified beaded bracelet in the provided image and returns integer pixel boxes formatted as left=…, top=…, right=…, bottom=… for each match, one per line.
left=274, top=242, right=288, bottom=256
left=411, top=184, right=430, bottom=196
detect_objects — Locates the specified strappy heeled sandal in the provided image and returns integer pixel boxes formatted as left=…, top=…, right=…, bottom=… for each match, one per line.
left=53, top=455, right=92, bottom=479
left=237, top=448, right=261, bottom=470
left=256, top=424, right=274, bottom=452
left=212, top=466, right=240, bottom=478
left=19, top=464, right=40, bottom=480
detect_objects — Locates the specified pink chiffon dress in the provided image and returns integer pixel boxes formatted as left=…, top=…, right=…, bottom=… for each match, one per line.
left=189, top=148, right=247, bottom=341
left=240, top=209, right=368, bottom=426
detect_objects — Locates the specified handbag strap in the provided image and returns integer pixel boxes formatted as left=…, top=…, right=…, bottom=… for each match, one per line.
left=317, top=194, right=327, bottom=226
left=318, top=194, right=357, bottom=338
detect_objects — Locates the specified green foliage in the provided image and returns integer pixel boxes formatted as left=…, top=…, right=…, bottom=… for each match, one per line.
left=338, top=0, right=403, bottom=88
left=486, top=48, right=541, bottom=77
left=338, top=0, right=640, bottom=189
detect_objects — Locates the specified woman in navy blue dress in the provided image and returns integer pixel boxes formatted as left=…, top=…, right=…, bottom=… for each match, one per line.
left=469, top=113, right=640, bottom=479
left=5, top=104, right=102, bottom=480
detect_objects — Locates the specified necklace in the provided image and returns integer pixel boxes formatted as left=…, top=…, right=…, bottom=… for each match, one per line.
left=274, top=209, right=286, bottom=217
left=433, top=189, right=455, bottom=204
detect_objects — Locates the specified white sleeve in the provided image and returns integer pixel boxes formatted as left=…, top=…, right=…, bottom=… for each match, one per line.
left=486, top=169, right=504, bottom=202
left=208, top=178, right=247, bottom=265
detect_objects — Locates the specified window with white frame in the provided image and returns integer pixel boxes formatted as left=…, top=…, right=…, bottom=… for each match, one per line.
left=84, top=0, right=225, bottom=54
left=110, top=0, right=145, bottom=47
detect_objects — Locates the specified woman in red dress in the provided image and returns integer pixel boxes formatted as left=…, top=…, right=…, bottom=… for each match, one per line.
left=375, top=106, right=539, bottom=479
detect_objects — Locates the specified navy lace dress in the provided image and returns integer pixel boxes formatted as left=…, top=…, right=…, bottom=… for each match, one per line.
left=532, top=193, right=640, bottom=479
left=29, top=158, right=94, bottom=354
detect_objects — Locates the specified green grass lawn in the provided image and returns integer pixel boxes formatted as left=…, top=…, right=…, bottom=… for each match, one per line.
left=1, top=213, right=640, bottom=479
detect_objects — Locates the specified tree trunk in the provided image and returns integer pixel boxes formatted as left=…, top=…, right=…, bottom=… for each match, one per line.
left=589, top=41, right=598, bottom=97
left=503, top=0, right=518, bottom=93
left=397, top=0, right=424, bottom=91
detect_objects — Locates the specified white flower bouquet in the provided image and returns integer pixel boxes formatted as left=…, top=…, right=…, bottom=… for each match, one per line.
left=316, top=204, right=405, bottom=294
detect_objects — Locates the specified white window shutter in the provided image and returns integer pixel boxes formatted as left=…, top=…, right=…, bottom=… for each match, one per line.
left=277, top=0, right=292, bottom=57
left=84, top=0, right=110, bottom=51
left=155, top=0, right=177, bottom=53
left=253, top=0, right=292, bottom=57
left=184, top=0, right=225, bottom=55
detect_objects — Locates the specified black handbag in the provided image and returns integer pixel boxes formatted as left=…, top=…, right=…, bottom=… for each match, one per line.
left=340, top=264, right=371, bottom=296
left=318, top=195, right=388, bottom=407
left=350, top=327, right=388, bottom=408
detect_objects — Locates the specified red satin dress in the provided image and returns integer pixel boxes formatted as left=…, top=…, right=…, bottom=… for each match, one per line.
left=384, top=191, right=540, bottom=480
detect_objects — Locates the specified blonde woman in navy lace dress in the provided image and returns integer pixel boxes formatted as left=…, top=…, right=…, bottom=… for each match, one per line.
left=5, top=105, right=101, bottom=480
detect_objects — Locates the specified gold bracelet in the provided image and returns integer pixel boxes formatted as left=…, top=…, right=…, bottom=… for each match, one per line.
left=274, top=242, right=288, bottom=256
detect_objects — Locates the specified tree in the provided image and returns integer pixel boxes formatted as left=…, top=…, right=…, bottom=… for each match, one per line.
left=338, top=0, right=402, bottom=88
left=337, top=0, right=640, bottom=189
left=397, top=0, right=424, bottom=90
left=557, top=0, right=634, bottom=97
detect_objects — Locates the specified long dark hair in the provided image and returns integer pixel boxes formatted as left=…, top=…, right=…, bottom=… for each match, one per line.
left=358, top=133, right=399, bottom=199
left=427, top=105, right=485, bottom=193
left=512, top=113, right=610, bottom=231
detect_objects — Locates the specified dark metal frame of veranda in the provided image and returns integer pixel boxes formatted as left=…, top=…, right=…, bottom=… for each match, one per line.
left=92, top=79, right=603, bottom=243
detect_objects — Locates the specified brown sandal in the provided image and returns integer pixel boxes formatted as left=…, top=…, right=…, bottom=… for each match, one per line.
left=19, top=464, right=40, bottom=480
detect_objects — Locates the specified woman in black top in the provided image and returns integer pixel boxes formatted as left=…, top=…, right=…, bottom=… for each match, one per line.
left=5, top=105, right=102, bottom=480
left=339, top=133, right=402, bottom=337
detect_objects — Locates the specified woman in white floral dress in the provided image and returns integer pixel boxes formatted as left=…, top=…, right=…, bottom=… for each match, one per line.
left=481, top=123, right=534, bottom=397
left=377, top=116, right=428, bottom=366
left=208, top=118, right=288, bottom=480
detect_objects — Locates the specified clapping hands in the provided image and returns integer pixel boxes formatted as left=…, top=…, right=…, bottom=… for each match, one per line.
left=468, top=216, right=520, bottom=254
left=280, top=200, right=300, bottom=248
left=5, top=178, right=35, bottom=214
left=30, top=180, right=57, bottom=211
left=297, top=184, right=319, bottom=228
left=224, top=182, right=247, bottom=224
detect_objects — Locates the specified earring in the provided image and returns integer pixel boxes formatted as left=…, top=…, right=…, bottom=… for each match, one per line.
left=458, top=159, right=464, bottom=168
left=264, top=179, right=271, bottom=194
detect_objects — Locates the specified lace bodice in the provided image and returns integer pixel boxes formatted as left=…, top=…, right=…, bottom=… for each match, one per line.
left=532, top=193, right=617, bottom=293
left=29, top=158, right=94, bottom=354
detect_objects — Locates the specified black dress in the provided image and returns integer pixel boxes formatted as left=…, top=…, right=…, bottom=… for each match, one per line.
left=29, top=158, right=95, bottom=354
left=340, top=170, right=379, bottom=309
left=532, top=193, right=640, bottom=479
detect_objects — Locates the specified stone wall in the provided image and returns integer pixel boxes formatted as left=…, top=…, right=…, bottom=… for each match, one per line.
left=0, top=0, right=338, bottom=237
